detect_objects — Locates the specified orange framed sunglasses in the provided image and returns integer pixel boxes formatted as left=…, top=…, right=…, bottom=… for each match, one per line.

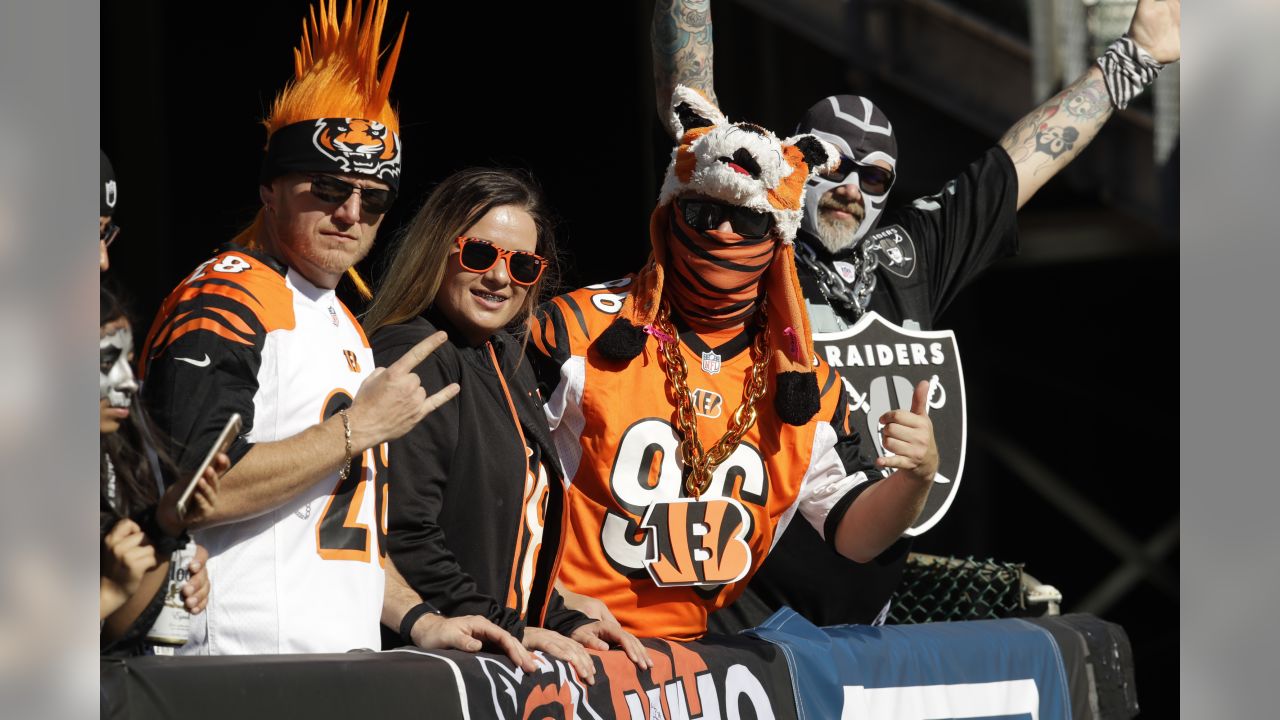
left=454, top=237, right=547, bottom=286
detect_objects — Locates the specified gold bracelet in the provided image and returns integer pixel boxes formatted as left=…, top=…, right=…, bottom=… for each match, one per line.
left=337, top=409, right=353, bottom=481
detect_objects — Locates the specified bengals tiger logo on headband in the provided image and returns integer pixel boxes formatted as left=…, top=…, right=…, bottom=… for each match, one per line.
left=311, top=117, right=401, bottom=178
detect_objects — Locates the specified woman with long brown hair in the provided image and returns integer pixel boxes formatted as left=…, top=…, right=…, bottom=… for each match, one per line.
left=366, top=168, right=648, bottom=679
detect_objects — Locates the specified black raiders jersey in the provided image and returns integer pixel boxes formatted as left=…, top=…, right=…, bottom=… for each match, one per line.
left=713, top=146, right=1020, bottom=629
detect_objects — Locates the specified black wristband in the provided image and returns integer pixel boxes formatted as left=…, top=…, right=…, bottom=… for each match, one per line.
left=131, top=506, right=191, bottom=556
left=399, top=602, right=440, bottom=646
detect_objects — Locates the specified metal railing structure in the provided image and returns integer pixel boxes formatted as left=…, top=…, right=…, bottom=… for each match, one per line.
left=888, top=553, right=1062, bottom=624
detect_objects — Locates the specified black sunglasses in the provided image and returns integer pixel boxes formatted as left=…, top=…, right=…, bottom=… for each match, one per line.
left=678, top=199, right=775, bottom=239
left=307, top=174, right=397, bottom=215
left=826, top=157, right=895, bottom=195
left=454, top=237, right=547, bottom=286
left=101, top=221, right=120, bottom=248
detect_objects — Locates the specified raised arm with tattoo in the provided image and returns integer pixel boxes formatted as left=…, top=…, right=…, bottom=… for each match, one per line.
left=999, top=0, right=1180, bottom=208
left=652, top=0, right=716, bottom=133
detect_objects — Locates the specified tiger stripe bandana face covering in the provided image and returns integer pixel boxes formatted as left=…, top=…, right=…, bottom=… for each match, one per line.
left=665, top=201, right=775, bottom=332
left=594, top=85, right=840, bottom=425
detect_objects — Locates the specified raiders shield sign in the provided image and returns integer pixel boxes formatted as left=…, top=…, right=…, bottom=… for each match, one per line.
left=813, top=311, right=966, bottom=535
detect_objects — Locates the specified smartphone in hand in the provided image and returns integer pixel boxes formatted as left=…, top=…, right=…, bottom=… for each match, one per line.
left=176, top=413, right=241, bottom=520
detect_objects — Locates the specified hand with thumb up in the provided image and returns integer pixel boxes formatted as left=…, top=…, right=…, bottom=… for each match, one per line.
left=875, top=380, right=939, bottom=485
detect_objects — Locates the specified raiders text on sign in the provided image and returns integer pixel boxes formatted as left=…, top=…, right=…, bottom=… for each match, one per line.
left=824, top=341, right=946, bottom=369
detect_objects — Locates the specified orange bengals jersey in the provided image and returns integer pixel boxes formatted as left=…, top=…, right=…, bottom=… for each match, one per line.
left=529, top=277, right=879, bottom=640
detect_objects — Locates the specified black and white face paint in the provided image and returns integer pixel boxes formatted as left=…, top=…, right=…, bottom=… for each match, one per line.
left=100, top=325, right=137, bottom=408
left=795, top=95, right=898, bottom=254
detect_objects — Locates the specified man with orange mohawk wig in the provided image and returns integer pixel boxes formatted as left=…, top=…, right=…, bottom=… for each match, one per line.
left=527, top=86, right=940, bottom=640
left=137, top=1, right=530, bottom=658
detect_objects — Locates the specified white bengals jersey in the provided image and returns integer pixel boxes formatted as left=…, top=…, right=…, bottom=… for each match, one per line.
left=141, top=246, right=386, bottom=654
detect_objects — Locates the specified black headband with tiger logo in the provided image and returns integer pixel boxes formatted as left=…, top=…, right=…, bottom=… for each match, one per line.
left=260, top=117, right=402, bottom=190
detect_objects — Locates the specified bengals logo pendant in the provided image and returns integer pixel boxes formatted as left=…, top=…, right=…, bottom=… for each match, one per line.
left=641, top=497, right=752, bottom=587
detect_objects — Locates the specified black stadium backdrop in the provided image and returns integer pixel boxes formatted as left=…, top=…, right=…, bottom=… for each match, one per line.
left=102, top=1, right=1177, bottom=715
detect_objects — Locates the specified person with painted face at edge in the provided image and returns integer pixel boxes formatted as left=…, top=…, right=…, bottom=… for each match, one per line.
left=530, top=86, right=939, bottom=641
left=652, top=0, right=1180, bottom=630
left=137, top=0, right=526, bottom=658
left=363, top=168, right=651, bottom=681
left=101, top=151, right=120, bottom=272
left=100, top=287, right=224, bottom=654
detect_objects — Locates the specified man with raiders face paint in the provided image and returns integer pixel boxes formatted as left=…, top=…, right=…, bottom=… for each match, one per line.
left=652, top=0, right=1180, bottom=629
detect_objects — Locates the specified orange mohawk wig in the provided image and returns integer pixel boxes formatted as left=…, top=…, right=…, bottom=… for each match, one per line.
left=242, top=0, right=408, bottom=300
left=265, top=0, right=406, bottom=138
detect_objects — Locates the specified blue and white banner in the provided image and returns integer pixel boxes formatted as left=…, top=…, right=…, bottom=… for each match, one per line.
left=747, top=608, right=1073, bottom=720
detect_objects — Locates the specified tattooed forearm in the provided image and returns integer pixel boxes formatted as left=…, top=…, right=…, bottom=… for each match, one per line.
left=999, top=66, right=1115, bottom=208
left=1000, top=100, right=1058, bottom=164
left=652, top=0, right=717, bottom=133
left=1062, top=76, right=1110, bottom=121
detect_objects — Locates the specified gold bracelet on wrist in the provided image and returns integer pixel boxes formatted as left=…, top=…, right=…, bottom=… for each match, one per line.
left=337, top=409, right=353, bottom=481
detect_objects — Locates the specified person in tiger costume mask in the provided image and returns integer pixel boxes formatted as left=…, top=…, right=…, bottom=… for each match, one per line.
left=528, top=86, right=939, bottom=641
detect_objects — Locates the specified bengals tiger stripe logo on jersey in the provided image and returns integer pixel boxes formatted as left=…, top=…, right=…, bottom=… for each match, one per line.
left=641, top=497, right=752, bottom=587
left=140, top=251, right=296, bottom=373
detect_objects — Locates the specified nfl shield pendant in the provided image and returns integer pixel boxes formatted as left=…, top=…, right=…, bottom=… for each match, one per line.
left=701, top=350, right=722, bottom=375
left=833, top=260, right=859, bottom=283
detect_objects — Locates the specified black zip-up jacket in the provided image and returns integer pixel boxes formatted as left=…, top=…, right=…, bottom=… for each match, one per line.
left=371, top=312, right=592, bottom=640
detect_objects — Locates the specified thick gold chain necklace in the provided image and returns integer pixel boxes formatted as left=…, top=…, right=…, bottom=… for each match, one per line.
left=653, top=300, right=771, bottom=498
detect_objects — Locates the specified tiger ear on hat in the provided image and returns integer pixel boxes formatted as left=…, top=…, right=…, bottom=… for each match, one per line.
left=783, top=133, right=840, bottom=177
left=668, top=84, right=727, bottom=138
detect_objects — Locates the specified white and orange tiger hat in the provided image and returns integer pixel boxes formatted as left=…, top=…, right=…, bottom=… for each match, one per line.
left=596, top=86, right=839, bottom=425
left=657, top=86, right=839, bottom=242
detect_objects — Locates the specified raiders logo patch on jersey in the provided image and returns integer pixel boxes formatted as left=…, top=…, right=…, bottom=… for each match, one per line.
left=867, top=225, right=917, bottom=279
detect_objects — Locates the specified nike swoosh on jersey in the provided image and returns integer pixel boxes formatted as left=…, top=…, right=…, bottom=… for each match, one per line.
left=175, top=354, right=212, bottom=367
